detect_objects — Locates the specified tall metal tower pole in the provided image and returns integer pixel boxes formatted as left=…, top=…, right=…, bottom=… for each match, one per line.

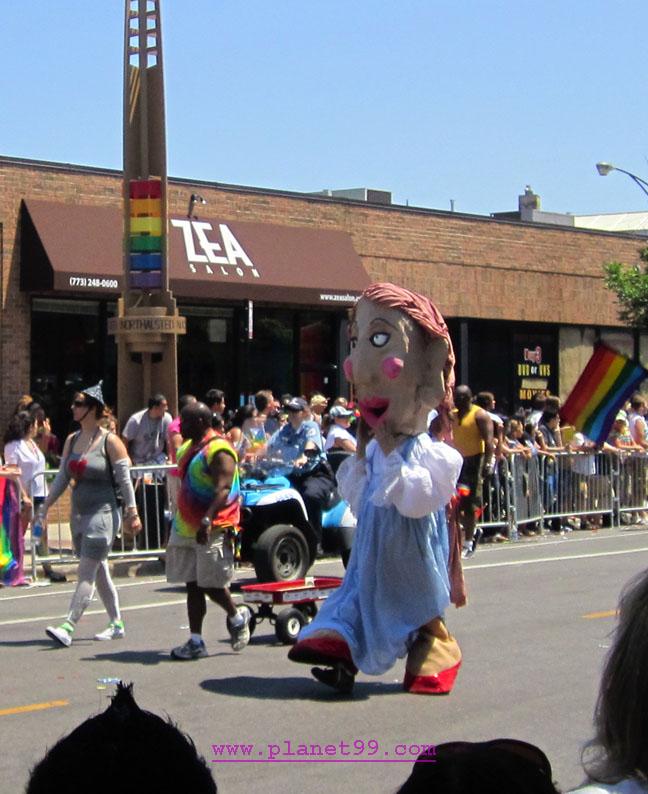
left=108, top=0, right=185, bottom=420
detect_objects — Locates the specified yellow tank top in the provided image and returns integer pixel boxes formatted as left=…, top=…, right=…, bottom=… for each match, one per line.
left=453, top=404, right=485, bottom=457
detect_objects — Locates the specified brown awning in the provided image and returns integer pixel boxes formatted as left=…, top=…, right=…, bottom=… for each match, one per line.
left=20, top=199, right=369, bottom=305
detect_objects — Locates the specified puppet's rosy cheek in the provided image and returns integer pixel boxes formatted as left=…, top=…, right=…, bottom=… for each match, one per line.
left=382, top=356, right=404, bottom=380
left=343, top=357, right=354, bottom=381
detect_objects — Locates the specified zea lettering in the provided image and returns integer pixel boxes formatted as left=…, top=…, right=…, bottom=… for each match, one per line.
left=171, top=220, right=260, bottom=279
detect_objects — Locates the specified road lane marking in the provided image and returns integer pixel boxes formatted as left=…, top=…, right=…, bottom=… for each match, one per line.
left=0, top=598, right=186, bottom=627
left=0, top=699, right=68, bottom=717
left=583, top=610, right=618, bottom=620
left=466, top=546, right=648, bottom=570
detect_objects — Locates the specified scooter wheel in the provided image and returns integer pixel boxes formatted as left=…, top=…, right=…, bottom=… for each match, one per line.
left=254, top=524, right=310, bottom=582
left=275, top=608, right=306, bottom=644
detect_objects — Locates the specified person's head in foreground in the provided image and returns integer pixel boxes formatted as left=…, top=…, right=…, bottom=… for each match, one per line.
left=580, top=569, right=648, bottom=789
left=27, top=682, right=217, bottom=794
left=397, top=739, right=560, bottom=793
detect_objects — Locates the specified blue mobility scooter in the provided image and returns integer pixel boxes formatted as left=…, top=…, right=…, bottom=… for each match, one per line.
left=239, top=457, right=355, bottom=582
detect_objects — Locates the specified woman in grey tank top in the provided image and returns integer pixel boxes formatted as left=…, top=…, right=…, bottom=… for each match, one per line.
left=37, top=383, right=142, bottom=647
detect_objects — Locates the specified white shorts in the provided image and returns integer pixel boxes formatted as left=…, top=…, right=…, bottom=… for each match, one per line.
left=165, top=529, right=234, bottom=589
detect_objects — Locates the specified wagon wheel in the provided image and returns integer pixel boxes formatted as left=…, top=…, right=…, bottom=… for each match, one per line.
left=275, top=607, right=306, bottom=644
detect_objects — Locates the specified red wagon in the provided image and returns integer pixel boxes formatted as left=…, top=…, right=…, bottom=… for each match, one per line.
left=239, top=576, right=343, bottom=644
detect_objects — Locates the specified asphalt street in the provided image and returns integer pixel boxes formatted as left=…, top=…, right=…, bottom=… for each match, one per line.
left=3, top=526, right=648, bottom=793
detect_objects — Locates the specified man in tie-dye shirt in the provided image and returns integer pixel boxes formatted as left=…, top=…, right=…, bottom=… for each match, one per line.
left=165, top=402, right=249, bottom=660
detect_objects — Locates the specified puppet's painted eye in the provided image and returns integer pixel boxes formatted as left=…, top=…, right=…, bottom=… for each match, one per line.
left=349, top=336, right=358, bottom=350
left=370, top=332, right=390, bottom=348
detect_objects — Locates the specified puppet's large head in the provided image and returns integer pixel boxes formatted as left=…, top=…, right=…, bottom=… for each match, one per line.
left=344, top=283, right=454, bottom=444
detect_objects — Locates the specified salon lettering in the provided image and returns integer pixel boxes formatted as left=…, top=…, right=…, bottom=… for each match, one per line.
left=170, top=220, right=260, bottom=280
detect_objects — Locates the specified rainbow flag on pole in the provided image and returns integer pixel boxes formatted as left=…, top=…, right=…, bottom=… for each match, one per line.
left=561, top=344, right=648, bottom=444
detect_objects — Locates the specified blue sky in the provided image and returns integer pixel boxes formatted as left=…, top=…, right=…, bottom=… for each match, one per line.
left=2, top=1, right=647, bottom=217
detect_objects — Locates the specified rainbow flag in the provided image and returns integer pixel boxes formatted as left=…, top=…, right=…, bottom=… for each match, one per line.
left=0, top=476, right=19, bottom=583
left=561, top=344, right=648, bottom=444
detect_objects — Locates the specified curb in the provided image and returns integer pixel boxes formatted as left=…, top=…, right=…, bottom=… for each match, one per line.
left=34, top=556, right=259, bottom=584
left=33, top=556, right=166, bottom=584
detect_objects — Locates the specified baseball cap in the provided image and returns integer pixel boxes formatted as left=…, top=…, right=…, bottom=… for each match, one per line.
left=286, top=397, right=308, bottom=412
left=330, top=405, right=353, bottom=419
left=616, top=410, right=628, bottom=422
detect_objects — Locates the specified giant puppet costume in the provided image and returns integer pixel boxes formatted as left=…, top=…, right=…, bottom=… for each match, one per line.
left=288, top=283, right=465, bottom=694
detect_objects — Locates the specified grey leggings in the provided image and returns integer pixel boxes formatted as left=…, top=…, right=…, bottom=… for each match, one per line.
left=67, top=557, right=120, bottom=625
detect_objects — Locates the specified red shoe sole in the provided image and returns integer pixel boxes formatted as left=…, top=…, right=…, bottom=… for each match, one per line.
left=403, top=660, right=461, bottom=694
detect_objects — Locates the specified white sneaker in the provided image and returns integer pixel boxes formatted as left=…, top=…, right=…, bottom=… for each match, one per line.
left=46, top=622, right=74, bottom=647
left=171, top=638, right=208, bottom=660
left=227, top=607, right=251, bottom=652
left=94, top=621, right=125, bottom=641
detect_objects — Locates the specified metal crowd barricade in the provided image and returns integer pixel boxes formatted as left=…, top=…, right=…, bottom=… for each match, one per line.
left=538, top=451, right=615, bottom=530
left=476, top=451, right=623, bottom=537
left=27, top=449, right=648, bottom=575
left=616, top=451, right=648, bottom=523
left=29, top=463, right=174, bottom=580
left=507, top=454, right=544, bottom=532
left=478, top=457, right=513, bottom=537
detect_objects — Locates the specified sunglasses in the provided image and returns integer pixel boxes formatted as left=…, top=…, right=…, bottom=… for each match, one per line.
left=71, top=399, right=87, bottom=408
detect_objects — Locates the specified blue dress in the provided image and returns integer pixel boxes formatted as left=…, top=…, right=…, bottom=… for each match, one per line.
left=299, top=433, right=462, bottom=675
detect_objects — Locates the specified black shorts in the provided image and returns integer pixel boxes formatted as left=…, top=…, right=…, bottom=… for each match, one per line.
left=458, top=454, right=484, bottom=510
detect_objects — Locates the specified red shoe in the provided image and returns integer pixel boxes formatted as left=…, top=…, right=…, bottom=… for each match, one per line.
left=288, top=635, right=357, bottom=673
left=403, top=660, right=461, bottom=695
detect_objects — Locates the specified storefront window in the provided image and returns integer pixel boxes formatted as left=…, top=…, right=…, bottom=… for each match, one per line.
left=298, top=313, right=337, bottom=398
left=177, top=305, right=342, bottom=406
left=512, top=330, right=557, bottom=409
left=178, top=306, right=236, bottom=404
left=245, top=310, right=294, bottom=401
left=30, top=298, right=115, bottom=439
left=465, top=321, right=558, bottom=414
left=466, top=322, right=512, bottom=411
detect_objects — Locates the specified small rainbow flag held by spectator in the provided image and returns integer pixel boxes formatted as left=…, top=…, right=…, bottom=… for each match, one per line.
left=561, top=344, right=648, bottom=444
left=0, top=477, right=18, bottom=583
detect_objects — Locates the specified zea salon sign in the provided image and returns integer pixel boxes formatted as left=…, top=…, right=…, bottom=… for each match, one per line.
left=170, top=219, right=260, bottom=280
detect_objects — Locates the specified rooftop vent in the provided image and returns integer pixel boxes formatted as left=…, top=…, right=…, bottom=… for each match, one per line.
left=314, top=188, right=392, bottom=205
left=519, top=185, right=541, bottom=212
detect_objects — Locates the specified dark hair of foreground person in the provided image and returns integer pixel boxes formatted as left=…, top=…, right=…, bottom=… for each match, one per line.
left=27, top=682, right=217, bottom=794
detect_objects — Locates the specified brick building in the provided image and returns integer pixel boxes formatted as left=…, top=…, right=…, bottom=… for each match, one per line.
left=1, top=154, right=646, bottom=436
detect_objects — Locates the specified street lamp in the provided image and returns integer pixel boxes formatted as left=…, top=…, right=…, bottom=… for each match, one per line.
left=596, top=162, right=648, bottom=199
left=187, top=193, right=207, bottom=218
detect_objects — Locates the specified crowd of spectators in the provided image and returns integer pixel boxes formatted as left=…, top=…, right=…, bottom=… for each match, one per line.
left=3, top=386, right=647, bottom=574
left=456, top=389, right=648, bottom=543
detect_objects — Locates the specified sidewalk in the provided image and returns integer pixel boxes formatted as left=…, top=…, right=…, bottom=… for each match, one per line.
left=28, top=520, right=167, bottom=584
